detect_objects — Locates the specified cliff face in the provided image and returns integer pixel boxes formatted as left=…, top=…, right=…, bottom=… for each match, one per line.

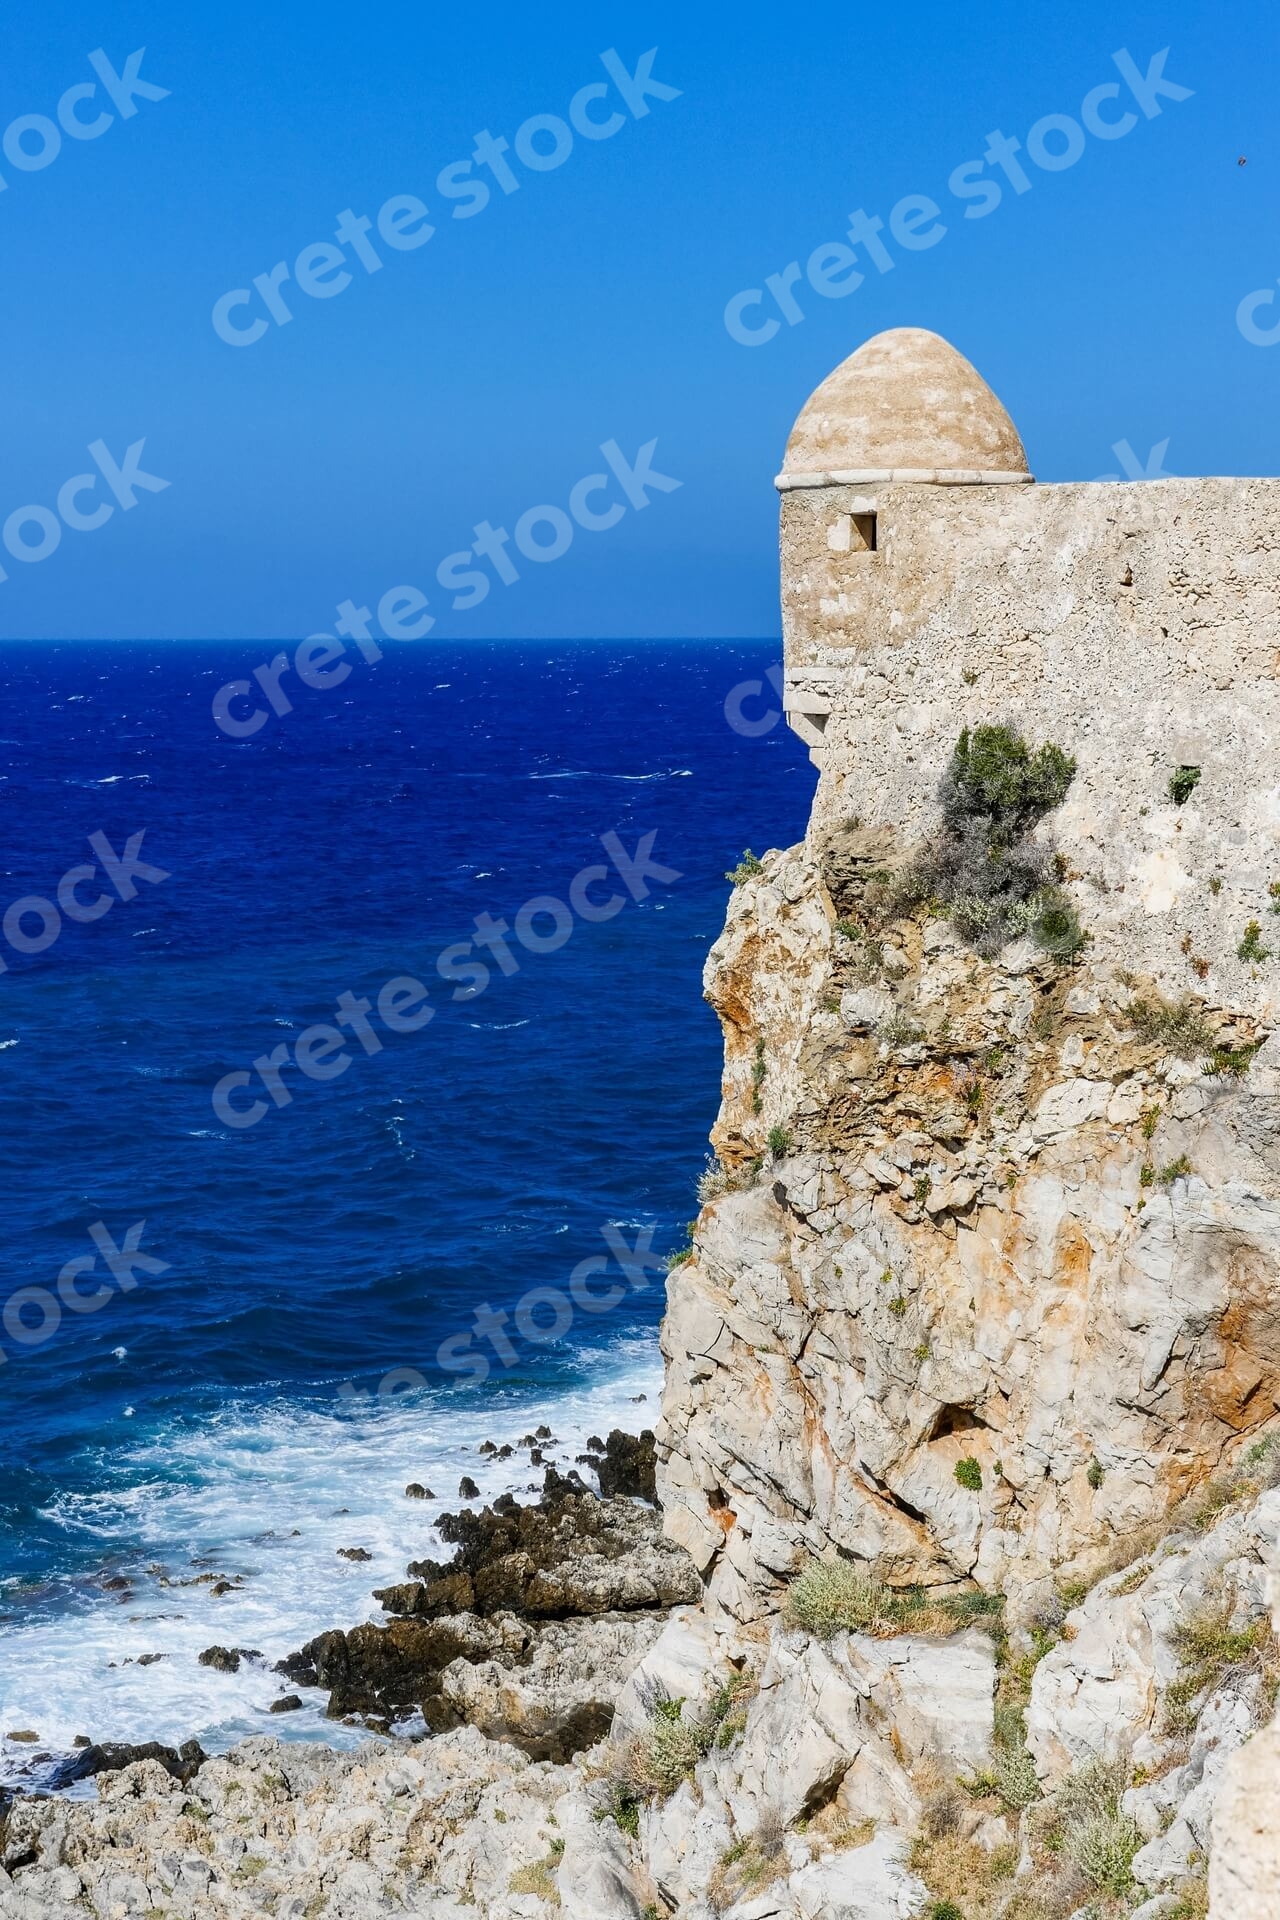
left=657, top=835, right=1280, bottom=1626
left=659, top=331, right=1280, bottom=1637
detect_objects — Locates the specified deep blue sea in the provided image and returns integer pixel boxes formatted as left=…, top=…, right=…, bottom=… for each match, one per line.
left=0, top=641, right=809, bottom=1778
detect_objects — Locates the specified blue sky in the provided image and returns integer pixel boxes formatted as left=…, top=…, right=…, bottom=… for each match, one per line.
left=0, top=0, right=1276, bottom=639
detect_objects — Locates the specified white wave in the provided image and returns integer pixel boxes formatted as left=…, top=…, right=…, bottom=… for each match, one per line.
left=527, top=769, right=691, bottom=782
left=0, top=1344, right=663, bottom=1786
left=0, top=1039, right=18, bottom=1051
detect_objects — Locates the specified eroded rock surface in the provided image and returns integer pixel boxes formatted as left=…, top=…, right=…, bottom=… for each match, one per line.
left=658, top=844, right=1280, bottom=1626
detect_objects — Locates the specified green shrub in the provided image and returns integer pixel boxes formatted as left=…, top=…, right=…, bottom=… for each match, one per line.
left=1169, top=765, right=1201, bottom=806
left=1163, top=1598, right=1274, bottom=1734
left=1022, top=888, right=1087, bottom=960
left=903, top=725, right=1079, bottom=959
left=929, top=1902, right=966, bottom=1920
left=1087, top=1456, right=1105, bottom=1490
left=1202, top=1043, right=1260, bottom=1078
left=767, top=1124, right=794, bottom=1157
left=1159, top=1155, right=1193, bottom=1186
left=1066, top=1807, right=1143, bottom=1894
left=625, top=1675, right=755, bottom=1800
left=1239, top=920, right=1271, bottom=963
left=726, top=849, right=764, bottom=884
left=942, top=724, right=1076, bottom=840
left=954, top=1457, right=983, bottom=1492
left=992, top=1738, right=1040, bottom=1811
left=596, top=1782, right=641, bottom=1838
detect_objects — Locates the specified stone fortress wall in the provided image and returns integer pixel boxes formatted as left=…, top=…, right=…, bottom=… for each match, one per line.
left=778, top=328, right=1280, bottom=1016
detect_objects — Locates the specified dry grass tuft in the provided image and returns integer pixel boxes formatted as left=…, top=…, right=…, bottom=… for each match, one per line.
left=784, top=1560, right=1001, bottom=1642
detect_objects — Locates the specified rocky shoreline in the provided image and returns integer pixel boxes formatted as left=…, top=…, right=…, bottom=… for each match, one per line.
left=2, top=1441, right=1277, bottom=1917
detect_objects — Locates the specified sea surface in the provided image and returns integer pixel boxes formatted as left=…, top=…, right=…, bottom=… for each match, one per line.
left=0, top=641, right=810, bottom=1785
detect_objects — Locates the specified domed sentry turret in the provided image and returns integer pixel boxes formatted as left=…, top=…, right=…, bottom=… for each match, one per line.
left=777, top=326, right=1031, bottom=488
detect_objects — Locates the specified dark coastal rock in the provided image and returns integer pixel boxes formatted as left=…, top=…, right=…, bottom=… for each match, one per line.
left=595, top=1429, right=658, bottom=1503
left=458, top=1477, right=480, bottom=1499
left=269, top=1694, right=303, bottom=1714
left=276, top=1613, right=528, bottom=1730
left=337, top=1547, right=372, bottom=1562
left=276, top=1458, right=698, bottom=1750
left=49, top=1738, right=207, bottom=1790
left=404, top=1483, right=434, bottom=1499
left=198, top=1646, right=261, bottom=1673
left=389, top=1474, right=695, bottom=1620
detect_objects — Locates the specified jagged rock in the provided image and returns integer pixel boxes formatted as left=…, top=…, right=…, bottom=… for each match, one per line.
left=43, top=1737, right=206, bottom=1791
left=393, top=1481, right=698, bottom=1620
left=726, top=1627, right=993, bottom=1832
left=788, top=1834, right=930, bottom=1918
left=1026, top=1489, right=1280, bottom=1788
left=198, top=1645, right=259, bottom=1673
left=1209, top=1722, right=1280, bottom=1916
left=613, top=1605, right=723, bottom=1740
left=436, top=1614, right=666, bottom=1761
left=595, top=1429, right=659, bottom=1503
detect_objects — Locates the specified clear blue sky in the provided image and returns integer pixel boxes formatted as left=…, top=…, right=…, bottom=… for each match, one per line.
left=0, top=0, right=1276, bottom=639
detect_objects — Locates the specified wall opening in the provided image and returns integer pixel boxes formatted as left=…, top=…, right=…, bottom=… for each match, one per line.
left=851, top=511, right=877, bottom=552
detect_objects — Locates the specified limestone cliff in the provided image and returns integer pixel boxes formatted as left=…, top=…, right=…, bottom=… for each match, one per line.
left=657, top=838, right=1280, bottom=1627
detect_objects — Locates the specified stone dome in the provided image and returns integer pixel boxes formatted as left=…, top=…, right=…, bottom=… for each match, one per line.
left=779, top=327, right=1029, bottom=484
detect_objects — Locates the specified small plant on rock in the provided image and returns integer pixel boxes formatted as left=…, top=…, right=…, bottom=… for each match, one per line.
left=726, top=849, right=764, bottom=885
left=1163, top=1594, right=1277, bottom=1735
left=1129, top=994, right=1213, bottom=1056
left=750, top=1038, right=766, bottom=1114
left=767, top=1124, right=794, bottom=1157
left=1169, top=765, right=1201, bottom=805
left=784, top=1561, right=973, bottom=1641
left=1159, top=1155, right=1193, bottom=1187
left=954, top=1457, right=983, bottom=1492
left=1202, top=1042, right=1261, bottom=1078
left=622, top=1674, right=757, bottom=1803
left=1239, top=919, right=1271, bottom=963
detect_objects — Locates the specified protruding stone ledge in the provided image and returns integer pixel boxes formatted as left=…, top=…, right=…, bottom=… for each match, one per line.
left=774, top=467, right=1036, bottom=491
